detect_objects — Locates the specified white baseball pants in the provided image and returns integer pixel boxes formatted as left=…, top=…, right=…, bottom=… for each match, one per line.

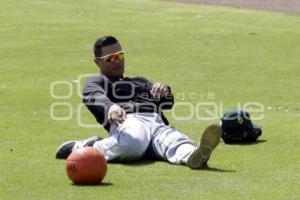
left=93, top=113, right=196, bottom=165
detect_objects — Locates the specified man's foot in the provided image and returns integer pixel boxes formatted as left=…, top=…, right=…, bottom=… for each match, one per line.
left=187, top=124, right=221, bottom=169
left=55, top=136, right=102, bottom=159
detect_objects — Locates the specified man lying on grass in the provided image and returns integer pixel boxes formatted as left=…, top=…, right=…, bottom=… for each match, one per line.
left=56, top=35, right=221, bottom=169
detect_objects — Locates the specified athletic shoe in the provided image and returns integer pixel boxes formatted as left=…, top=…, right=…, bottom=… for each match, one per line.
left=187, top=124, right=221, bottom=169
left=55, top=136, right=102, bottom=159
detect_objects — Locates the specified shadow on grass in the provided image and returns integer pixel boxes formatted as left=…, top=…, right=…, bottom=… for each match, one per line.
left=109, top=159, right=236, bottom=173
left=71, top=182, right=114, bottom=187
left=200, top=166, right=236, bottom=173
left=109, top=158, right=156, bottom=167
left=224, top=139, right=267, bottom=146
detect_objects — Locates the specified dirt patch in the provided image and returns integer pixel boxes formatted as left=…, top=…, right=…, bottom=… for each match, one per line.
left=171, top=0, right=300, bottom=14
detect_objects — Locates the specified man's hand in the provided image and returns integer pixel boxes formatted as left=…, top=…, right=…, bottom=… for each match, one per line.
left=108, top=104, right=127, bottom=125
left=150, top=83, right=170, bottom=97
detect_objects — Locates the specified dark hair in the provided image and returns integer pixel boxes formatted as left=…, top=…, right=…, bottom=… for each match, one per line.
left=93, top=36, right=119, bottom=57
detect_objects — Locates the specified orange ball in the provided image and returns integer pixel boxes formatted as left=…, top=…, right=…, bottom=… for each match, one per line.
left=66, top=147, right=107, bottom=185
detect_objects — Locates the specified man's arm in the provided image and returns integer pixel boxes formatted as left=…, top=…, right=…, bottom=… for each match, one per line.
left=82, top=76, right=126, bottom=126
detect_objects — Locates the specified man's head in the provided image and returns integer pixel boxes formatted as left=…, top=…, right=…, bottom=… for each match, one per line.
left=93, top=36, right=124, bottom=78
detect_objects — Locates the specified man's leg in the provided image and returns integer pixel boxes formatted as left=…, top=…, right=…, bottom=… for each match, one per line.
left=148, top=126, right=196, bottom=164
left=149, top=123, right=221, bottom=169
left=55, top=114, right=151, bottom=161
left=92, top=114, right=152, bottom=162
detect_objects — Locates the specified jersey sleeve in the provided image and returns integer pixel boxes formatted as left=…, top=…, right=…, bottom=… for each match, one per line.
left=82, top=76, right=114, bottom=128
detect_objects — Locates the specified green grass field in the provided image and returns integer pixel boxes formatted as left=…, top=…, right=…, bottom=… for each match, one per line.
left=1, top=0, right=299, bottom=199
